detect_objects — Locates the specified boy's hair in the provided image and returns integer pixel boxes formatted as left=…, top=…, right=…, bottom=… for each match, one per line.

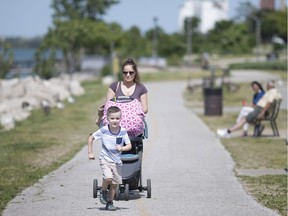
left=107, top=106, right=121, bottom=116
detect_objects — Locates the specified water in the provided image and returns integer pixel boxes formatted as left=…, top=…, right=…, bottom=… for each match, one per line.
left=0, top=47, right=63, bottom=79
left=0, top=47, right=63, bottom=62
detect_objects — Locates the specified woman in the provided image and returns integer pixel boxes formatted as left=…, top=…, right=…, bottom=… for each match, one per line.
left=236, top=81, right=265, bottom=136
left=106, top=58, right=148, bottom=114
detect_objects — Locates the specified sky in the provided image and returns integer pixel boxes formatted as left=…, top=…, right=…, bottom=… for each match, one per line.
left=0, top=0, right=283, bottom=38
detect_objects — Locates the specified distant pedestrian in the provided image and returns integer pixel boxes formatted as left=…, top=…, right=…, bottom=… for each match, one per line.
left=88, top=106, right=132, bottom=211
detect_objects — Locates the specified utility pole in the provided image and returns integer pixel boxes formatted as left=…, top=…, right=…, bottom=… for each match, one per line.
left=186, top=17, right=192, bottom=66
left=152, top=17, right=158, bottom=64
left=250, top=15, right=261, bottom=61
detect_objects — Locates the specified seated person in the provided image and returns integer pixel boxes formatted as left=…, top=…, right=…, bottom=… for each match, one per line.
left=217, top=80, right=282, bottom=138
left=236, top=81, right=265, bottom=137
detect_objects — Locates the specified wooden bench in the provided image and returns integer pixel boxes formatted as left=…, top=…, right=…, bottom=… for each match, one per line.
left=253, top=99, right=282, bottom=137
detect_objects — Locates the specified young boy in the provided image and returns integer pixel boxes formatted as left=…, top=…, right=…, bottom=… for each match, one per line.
left=88, top=106, right=132, bottom=211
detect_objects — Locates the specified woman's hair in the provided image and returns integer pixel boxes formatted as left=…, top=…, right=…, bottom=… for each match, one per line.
left=107, top=106, right=121, bottom=116
left=122, top=58, right=140, bottom=83
left=251, top=81, right=265, bottom=92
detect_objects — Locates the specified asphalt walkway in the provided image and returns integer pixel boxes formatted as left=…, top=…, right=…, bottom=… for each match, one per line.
left=3, top=70, right=283, bottom=216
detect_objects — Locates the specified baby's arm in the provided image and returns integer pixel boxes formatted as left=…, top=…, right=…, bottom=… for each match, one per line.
left=88, top=134, right=95, bottom=160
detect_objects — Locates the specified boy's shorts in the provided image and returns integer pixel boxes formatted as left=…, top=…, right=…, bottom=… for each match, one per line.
left=99, top=158, right=122, bottom=184
left=245, top=106, right=263, bottom=123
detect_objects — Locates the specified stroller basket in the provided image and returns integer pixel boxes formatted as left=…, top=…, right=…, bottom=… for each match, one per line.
left=121, top=154, right=139, bottom=162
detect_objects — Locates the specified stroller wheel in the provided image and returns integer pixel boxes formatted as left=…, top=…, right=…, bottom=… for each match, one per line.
left=93, top=179, right=98, bottom=198
left=124, top=184, right=129, bottom=201
left=115, top=185, right=120, bottom=200
left=147, top=179, right=151, bottom=198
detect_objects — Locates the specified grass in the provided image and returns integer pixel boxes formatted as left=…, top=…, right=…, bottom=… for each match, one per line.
left=240, top=175, right=287, bottom=216
left=0, top=78, right=106, bottom=214
left=140, top=68, right=225, bottom=82
left=185, top=80, right=287, bottom=215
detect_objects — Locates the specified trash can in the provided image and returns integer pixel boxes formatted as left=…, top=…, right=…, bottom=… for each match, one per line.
left=203, top=88, right=222, bottom=116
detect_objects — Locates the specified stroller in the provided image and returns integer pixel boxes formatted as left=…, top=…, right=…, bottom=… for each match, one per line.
left=93, top=97, right=152, bottom=201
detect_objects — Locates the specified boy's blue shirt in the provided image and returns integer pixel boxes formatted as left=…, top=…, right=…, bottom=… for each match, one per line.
left=92, top=125, right=130, bottom=165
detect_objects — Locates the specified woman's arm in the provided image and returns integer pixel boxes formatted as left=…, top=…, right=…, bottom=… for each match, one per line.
left=106, top=88, right=116, bottom=101
left=140, top=93, right=148, bottom=114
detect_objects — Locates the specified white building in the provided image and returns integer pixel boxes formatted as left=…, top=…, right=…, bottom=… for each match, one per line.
left=179, top=0, right=229, bottom=34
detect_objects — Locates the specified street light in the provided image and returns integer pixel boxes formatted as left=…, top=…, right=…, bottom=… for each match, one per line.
left=249, top=15, right=262, bottom=60
left=152, top=17, right=158, bottom=62
left=186, top=17, right=192, bottom=66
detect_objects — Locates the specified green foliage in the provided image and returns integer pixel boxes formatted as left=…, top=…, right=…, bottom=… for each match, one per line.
left=260, top=9, right=287, bottom=43
left=5, top=1, right=286, bottom=77
left=158, top=33, right=186, bottom=58
left=0, top=42, right=14, bottom=78
left=51, top=0, right=119, bottom=20
left=207, top=21, right=251, bottom=54
left=37, top=19, right=114, bottom=74
left=101, top=63, right=112, bottom=77
left=34, top=48, right=57, bottom=79
left=119, top=26, right=148, bottom=59
left=229, top=61, right=287, bottom=71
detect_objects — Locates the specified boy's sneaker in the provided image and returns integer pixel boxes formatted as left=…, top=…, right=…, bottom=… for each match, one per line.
left=217, top=129, right=231, bottom=138
left=105, top=201, right=116, bottom=211
left=99, top=190, right=108, bottom=204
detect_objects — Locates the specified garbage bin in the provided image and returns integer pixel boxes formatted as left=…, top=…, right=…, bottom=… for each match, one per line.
left=203, top=88, right=222, bottom=116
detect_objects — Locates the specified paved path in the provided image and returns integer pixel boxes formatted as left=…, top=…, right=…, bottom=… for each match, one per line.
left=3, top=80, right=279, bottom=216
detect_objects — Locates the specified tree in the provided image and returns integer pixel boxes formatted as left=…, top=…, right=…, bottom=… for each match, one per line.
left=34, top=0, right=120, bottom=77
left=51, top=0, right=119, bottom=21
left=119, top=26, right=148, bottom=59
left=0, top=42, right=14, bottom=79
left=260, top=9, right=287, bottom=43
left=36, top=19, right=113, bottom=75
left=207, top=20, right=251, bottom=54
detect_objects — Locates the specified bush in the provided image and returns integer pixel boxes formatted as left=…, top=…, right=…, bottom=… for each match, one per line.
left=100, top=63, right=112, bottom=77
left=229, top=61, right=286, bottom=71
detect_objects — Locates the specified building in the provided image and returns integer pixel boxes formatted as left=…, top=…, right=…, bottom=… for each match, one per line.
left=260, top=0, right=275, bottom=10
left=178, top=0, right=229, bottom=34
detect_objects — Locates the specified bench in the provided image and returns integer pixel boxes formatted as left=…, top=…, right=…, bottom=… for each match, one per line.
left=253, top=99, right=282, bottom=137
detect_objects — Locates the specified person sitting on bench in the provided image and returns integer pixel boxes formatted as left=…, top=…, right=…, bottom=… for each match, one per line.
left=217, top=80, right=282, bottom=138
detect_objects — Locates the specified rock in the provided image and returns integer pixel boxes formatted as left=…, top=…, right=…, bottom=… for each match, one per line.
left=0, top=113, right=15, bottom=130
left=0, top=74, right=86, bottom=130
left=102, top=76, right=114, bottom=85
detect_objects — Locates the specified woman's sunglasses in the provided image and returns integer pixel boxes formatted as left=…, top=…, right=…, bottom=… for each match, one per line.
left=123, top=71, right=135, bottom=76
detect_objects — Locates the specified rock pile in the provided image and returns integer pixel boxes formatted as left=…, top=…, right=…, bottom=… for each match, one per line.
left=0, top=75, right=85, bottom=130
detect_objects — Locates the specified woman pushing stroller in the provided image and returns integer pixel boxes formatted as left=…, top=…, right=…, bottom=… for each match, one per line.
left=88, top=58, right=149, bottom=210
left=103, top=58, right=148, bottom=137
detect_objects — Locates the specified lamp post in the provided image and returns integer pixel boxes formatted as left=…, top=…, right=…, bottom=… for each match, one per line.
left=152, top=17, right=158, bottom=64
left=186, top=17, right=192, bottom=66
left=249, top=15, right=261, bottom=60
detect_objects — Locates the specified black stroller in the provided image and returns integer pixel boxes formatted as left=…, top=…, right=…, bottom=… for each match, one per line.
left=93, top=134, right=151, bottom=201
left=93, top=97, right=151, bottom=201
